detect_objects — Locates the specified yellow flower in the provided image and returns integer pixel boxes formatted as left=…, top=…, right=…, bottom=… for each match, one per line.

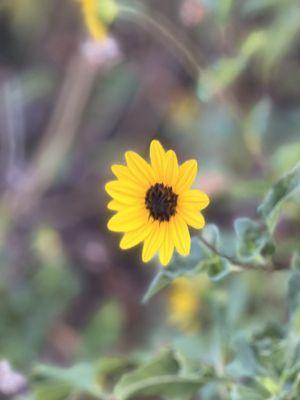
left=80, top=0, right=118, bottom=41
left=105, top=140, right=210, bottom=266
left=168, top=277, right=202, bottom=332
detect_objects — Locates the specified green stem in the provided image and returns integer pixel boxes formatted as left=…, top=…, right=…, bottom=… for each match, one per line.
left=198, top=235, right=288, bottom=272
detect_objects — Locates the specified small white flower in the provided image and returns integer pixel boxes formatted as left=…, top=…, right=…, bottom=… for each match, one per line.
left=0, top=360, right=27, bottom=396
left=81, top=37, right=121, bottom=68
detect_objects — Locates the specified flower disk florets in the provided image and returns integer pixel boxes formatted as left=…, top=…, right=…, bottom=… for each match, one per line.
left=145, top=183, right=178, bottom=222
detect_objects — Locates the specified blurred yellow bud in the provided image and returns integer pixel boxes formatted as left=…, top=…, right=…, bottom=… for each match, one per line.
left=167, top=276, right=210, bottom=333
left=80, top=0, right=118, bottom=41
left=33, top=227, right=65, bottom=266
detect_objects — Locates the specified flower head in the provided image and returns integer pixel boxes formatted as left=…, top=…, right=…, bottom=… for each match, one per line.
left=105, top=140, right=210, bottom=266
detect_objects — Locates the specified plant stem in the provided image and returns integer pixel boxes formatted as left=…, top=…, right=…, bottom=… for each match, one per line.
left=198, top=235, right=289, bottom=272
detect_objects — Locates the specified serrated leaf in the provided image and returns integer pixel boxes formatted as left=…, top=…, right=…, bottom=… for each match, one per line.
left=114, top=349, right=203, bottom=400
left=258, top=163, right=300, bottom=231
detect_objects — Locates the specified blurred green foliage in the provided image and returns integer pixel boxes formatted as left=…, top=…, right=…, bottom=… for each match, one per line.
left=0, top=227, right=78, bottom=367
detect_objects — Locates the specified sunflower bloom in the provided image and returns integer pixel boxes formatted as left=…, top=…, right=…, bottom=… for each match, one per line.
left=105, top=140, right=210, bottom=266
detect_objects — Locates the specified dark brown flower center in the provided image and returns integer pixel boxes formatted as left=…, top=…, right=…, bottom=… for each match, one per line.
left=145, top=183, right=178, bottom=222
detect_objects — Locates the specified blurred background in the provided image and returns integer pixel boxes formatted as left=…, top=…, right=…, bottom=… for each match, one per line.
left=0, top=0, right=299, bottom=395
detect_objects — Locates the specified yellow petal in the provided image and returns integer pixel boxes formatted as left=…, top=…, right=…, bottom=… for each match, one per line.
left=178, top=189, right=210, bottom=210
left=80, top=0, right=107, bottom=41
left=107, top=207, right=147, bottom=232
left=178, top=208, right=205, bottom=229
left=111, top=164, right=142, bottom=186
left=107, top=199, right=125, bottom=211
left=150, top=140, right=166, bottom=182
left=164, top=150, right=179, bottom=188
left=120, top=222, right=153, bottom=250
left=142, top=221, right=165, bottom=263
left=125, top=151, right=156, bottom=186
left=170, top=214, right=191, bottom=256
left=159, top=222, right=174, bottom=266
left=175, top=160, right=197, bottom=193
left=105, top=180, right=145, bottom=205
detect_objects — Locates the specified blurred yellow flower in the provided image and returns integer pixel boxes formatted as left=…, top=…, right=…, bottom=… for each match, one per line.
left=105, top=140, right=210, bottom=266
left=168, top=90, right=200, bottom=127
left=168, top=276, right=209, bottom=332
left=33, top=227, right=64, bottom=265
left=79, top=0, right=118, bottom=40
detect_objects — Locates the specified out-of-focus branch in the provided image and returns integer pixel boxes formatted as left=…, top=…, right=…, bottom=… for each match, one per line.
left=3, top=38, right=120, bottom=219
left=119, top=5, right=202, bottom=78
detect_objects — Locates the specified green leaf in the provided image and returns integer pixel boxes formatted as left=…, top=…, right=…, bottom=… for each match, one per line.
left=258, top=162, right=300, bottom=230
left=114, top=349, right=203, bottom=400
left=244, top=325, right=285, bottom=376
left=234, top=218, right=274, bottom=263
left=144, top=225, right=233, bottom=301
left=241, top=0, right=282, bottom=17
left=142, top=271, right=173, bottom=303
left=95, top=357, right=135, bottom=392
left=143, top=237, right=207, bottom=303
left=244, top=98, right=271, bottom=141
left=261, top=6, right=300, bottom=74
left=31, top=357, right=134, bottom=400
left=271, top=141, right=300, bottom=174
left=217, top=0, right=234, bottom=22
left=201, top=0, right=234, bottom=22
left=197, top=56, right=246, bottom=101
left=288, top=263, right=300, bottom=313
left=202, top=224, right=221, bottom=250
left=81, top=301, right=124, bottom=356
left=292, top=253, right=300, bottom=271
left=96, top=0, right=119, bottom=24
left=231, top=383, right=271, bottom=400
left=206, top=257, right=231, bottom=281
left=32, top=363, right=103, bottom=400
left=240, top=30, right=267, bottom=59
left=227, top=337, right=261, bottom=379
left=200, top=225, right=233, bottom=280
